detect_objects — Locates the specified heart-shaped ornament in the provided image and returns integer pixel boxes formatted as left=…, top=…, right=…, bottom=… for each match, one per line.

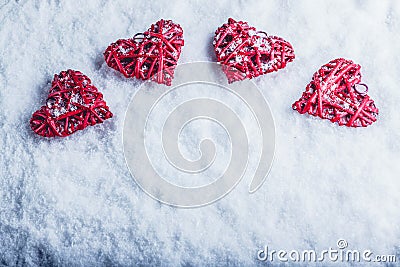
left=292, top=58, right=378, bottom=127
left=213, top=18, right=295, bottom=83
left=104, top=19, right=184, bottom=86
left=30, top=70, right=113, bottom=137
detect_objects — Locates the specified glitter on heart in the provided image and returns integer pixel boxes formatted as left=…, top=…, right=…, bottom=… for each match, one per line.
left=30, top=70, right=113, bottom=137
left=104, top=19, right=184, bottom=86
left=292, top=58, right=379, bottom=127
left=213, top=18, right=295, bottom=83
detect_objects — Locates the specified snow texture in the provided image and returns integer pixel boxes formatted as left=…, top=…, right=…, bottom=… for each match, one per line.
left=1, top=0, right=400, bottom=266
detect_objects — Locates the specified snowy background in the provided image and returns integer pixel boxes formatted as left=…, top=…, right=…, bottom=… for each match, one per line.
left=1, top=0, right=400, bottom=265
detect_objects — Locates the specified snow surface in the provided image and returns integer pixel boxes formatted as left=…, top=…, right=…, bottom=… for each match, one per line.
left=1, top=0, right=400, bottom=265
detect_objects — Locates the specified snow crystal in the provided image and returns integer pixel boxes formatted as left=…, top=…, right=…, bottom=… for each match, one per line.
left=118, top=45, right=130, bottom=55
left=248, top=29, right=256, bottom=36
left=261, top=58, right=278, bottom=72
left=50, top=106, right=67, bottom=118
left=253, top=34, right=270, bottom=51
left=70, top=93, right=83, bottom=105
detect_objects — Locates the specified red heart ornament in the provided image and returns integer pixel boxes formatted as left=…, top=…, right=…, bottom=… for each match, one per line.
left=30, top=70, right=113, bottom=137
left=104, top=19, right=184, bottom=86
left=292, top=58, right=379, bottom=127
left=213, top=18, right=295, bottom=83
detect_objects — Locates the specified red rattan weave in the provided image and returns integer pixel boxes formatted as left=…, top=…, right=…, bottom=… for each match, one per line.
left=30, top=70, right=113, bottom=137
left=292, top=58, right=378, bottom=127
left=104, top=19, right=184, bottom=86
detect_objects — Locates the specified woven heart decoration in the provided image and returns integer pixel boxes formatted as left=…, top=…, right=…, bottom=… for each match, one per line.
left=292, top=58, right=379, bottom=127
left=30, top=70, right=113, bottom=137
left=213, top=18, right=295, bottom=83
left=104, top=19, right=184, bottom=86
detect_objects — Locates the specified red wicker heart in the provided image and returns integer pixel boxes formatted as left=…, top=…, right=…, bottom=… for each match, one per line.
left=104, top=19, right=184, bottom=86
left=213, top=18, right=295, bottom=83
left=292, top=58, right=378, bottom=127
left=30, top=70, right=113, bottom=137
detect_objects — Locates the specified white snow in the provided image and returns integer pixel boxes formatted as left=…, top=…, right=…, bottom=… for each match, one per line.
left=1, top=0, right=400, bottom=266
